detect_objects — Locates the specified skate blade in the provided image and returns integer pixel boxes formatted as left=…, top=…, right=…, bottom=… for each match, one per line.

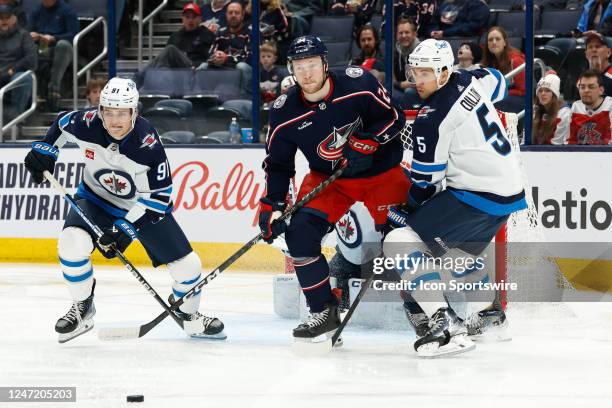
left=189, top=330, right=227, bottom=340
left=417, top=335, right=476, bottom=358
left=58, top=321, right=94, bottom=344
left=290, top=333, right=342, bottom=356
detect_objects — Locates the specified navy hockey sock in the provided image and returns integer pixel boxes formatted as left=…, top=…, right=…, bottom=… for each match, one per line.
left=294, top=255, right=336, bottom=313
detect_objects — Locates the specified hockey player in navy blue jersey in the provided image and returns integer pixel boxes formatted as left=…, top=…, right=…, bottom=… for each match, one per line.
left=259, top=35, right=411, bottom=343
left=383, top=39, right=526, bottom=357
left=24, top=77, right=225, bottom=343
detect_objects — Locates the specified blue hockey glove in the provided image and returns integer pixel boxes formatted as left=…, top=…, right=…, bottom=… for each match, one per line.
left=258, top=197, right=287, bottom=244
left=342, top=131, right=379, bottom=176
left=97, top=219, right=137, bottom=258
left=24, top=142, right=59, bottom=184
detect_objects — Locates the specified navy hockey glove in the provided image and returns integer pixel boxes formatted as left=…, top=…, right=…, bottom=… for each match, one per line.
left=342, top=131, right=379, bottom=177
left=258, top=197, right=287, bottom=244
left=97, top=219, right=137, bottom=259
left=24, top=142, right=59, bottom=184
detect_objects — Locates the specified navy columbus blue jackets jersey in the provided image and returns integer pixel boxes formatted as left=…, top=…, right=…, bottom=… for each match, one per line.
left=264, top=66, right=407, bottom=201
left=42, top=109, right=173, bottom=230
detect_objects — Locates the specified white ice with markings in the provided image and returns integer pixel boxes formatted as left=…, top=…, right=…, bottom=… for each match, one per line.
left=1, top=264, right=611, bottom=408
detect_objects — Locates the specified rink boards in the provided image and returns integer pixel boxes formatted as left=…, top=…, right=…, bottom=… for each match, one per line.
left=0, top=145, right=611, bottom=289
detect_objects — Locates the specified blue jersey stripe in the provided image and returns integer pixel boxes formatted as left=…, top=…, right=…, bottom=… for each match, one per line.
left=411, top=161, right=447, bottom=173
left=449, top=189, right=527, bottom=216
left=77, top=183, right=128, bottom=218
left=137, top=197, right=169, bottom=212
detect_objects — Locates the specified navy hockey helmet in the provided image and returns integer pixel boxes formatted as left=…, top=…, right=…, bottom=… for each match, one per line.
left=286, top=35, right=328, bottom=74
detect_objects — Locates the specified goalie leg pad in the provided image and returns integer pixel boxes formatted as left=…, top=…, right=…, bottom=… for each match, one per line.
left=58, top=227, right=95, bottom=301
left=167, top=251, right=202, bottom=314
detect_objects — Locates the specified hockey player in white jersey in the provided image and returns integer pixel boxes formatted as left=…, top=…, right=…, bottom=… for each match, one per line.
left=383, top=39, right=526, bottom=357
left=24, top=78, right=225, bottom=343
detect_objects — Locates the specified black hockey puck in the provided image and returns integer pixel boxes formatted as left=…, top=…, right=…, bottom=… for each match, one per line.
left=127, top=395, right=144, bottom=403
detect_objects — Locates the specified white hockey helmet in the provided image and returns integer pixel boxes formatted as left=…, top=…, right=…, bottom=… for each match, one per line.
left=98, top=77, right=139, bottom=133
left=408, top=39, right=455, bottom=88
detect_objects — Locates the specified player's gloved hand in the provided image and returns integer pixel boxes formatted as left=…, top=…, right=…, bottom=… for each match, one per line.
left=258, top=197, right=287, bottom=244
left=24, top=142, right=59, bottom=184
left=97, top=219, right=137, bottom=258
left=342, top=131, right=379, bottom=177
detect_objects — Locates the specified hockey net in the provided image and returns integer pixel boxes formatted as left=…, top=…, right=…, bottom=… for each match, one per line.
left=286, top=110, right=573, bottom=310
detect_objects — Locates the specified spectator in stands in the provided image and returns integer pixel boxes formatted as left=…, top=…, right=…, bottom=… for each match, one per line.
left=282, top=0, right=324, bottom=35
left=0, top=4, right=36, bottom=120
left=453, top=41, right=482, bottom=71
left=583, top=31, right=612, bottom=94
left=200, top=0, right=230, bottom=34
left=260, top=41, right=287, bottom=104
left=394, top=0, right=438, bottom=38
left=328, top=0, right=377, bottom=39
left=480, top=26, right=525, bottom=113
left=84, top=78, right=106, bottom=108
left=572, top=0, right=612, bottom=36
left=246, top=0, right=289, bottom=43
left=0, top=0, right=26, bottom=27
left=560, top=69, right=612, bottom=144
left=29, top=0, right=78, bottom=111
left=135, top=3, right=215, bottom=87
left=532, top=71, right=570, bottom=144
left=428, top=0, right=489, bottom=39
left=392, top=18, right=420, bottom=95
left=351, top=24, right=385, bottom=72
left=199, top=1, right=252, bottom=93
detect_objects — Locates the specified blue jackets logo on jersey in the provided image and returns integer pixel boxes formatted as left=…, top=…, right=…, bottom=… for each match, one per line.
left=94, top=169, right=136, bottom=199
left=317, top=117, right=362, bottom=162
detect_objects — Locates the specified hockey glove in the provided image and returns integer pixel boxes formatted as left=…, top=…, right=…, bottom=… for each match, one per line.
left=342, top=131, right=379, bottom=177
left=97, top=219, right=137, bottom=259
left=258, top=197, right=287, bottom=244
left=24, top=142, right=59, bottom=184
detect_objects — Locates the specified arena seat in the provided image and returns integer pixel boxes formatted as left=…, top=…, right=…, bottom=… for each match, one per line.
left=154, top=99, right=193, bottom=117
left=495, top=12, right=526, bottom=37
left=326, top=42, right=351, bottom=66
left=187, top=69, right=242, bottom=102
left=139, top=69, right=193, bottom=98
left=536, top=9, right=582, bottom=38
left=310, top=16, right=354, bottom=42
left=160, top=130, right=195, bottom=144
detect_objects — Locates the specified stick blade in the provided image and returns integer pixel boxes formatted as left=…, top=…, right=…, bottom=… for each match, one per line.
left=97, top=326, right=141, bottom=341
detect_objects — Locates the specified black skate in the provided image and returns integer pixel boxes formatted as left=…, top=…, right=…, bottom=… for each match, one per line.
left=466, top=299, right=510, bottom=341
left=169, top=295, right=226, bottom=340
left=55, top=280, right=96, bottom=343
left=413, top=307, right=475, bottom=358
left=293, top=302, right=341, bottom=344
left=403, top=302, right=430, bottom=337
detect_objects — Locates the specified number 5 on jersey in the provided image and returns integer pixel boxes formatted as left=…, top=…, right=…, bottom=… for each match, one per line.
left=476, top=104, right=511, bottom=156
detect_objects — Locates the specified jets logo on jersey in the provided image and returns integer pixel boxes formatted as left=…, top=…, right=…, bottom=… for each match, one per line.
left=577, top=122, right=603, bottom=144
left=140, top=133, right=158, bottom=149
left=335, top=210, right=362, bottom=249
left=273, top=94, right=287, bottom=109
left=94, top=169, right=136, bottom=199
left=346, top=67, right=364, bottom=78
left=83, top=110, right=97, bottom=128
left=317, top=117, right=362, bottom=163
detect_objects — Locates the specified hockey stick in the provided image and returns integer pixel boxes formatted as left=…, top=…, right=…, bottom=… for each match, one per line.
left=98, top=165, right=347, bottom=340
left=43, top=170, right=188, bottom=335
left=293, top=270, right=377, bottom=356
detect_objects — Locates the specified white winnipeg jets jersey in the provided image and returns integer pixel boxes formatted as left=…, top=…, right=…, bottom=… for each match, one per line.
left=42, top=109, right=172, bottom=229
left=408, top=68, right=527, bottom=216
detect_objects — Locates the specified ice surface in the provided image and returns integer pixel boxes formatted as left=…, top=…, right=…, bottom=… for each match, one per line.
left=1, top=264, right=611, bottom=408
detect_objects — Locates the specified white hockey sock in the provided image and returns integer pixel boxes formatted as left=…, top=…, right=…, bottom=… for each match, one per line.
left=58, top=227, right=95, bottom=301
left=168, top=252, right=203, bottom=314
